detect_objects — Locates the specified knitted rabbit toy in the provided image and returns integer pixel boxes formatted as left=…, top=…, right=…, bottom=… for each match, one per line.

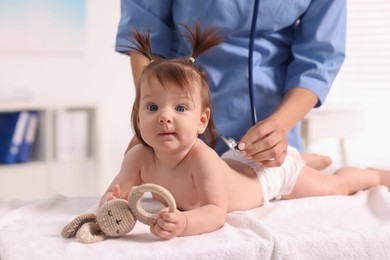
left=61, top=183, right=176, bottom=243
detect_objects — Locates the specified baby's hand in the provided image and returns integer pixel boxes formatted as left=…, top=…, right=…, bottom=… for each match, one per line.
left=107, top=184, right=122, bottom=201
left=150, top=209, right=187, bottom=240
left=99, top=184, right=125, bottom=207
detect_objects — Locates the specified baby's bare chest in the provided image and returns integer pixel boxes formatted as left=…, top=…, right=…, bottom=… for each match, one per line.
left=141, top=165, right=199, bottom=210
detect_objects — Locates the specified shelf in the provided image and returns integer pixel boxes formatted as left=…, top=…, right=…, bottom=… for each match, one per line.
left=0, top=102, right=99, bottom=201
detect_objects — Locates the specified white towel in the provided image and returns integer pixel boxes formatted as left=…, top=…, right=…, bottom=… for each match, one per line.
left=1, top=187, right=390, bottom=259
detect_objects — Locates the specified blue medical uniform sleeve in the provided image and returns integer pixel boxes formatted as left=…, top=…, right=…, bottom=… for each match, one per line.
left=115, top=0, right=173, bottom=57
left=285, top=0, right=346, bottom=107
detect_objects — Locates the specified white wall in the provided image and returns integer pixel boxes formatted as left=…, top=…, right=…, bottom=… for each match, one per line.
left=83, top=1, right=135, bottom=193
left=0, top=0, right=135, bottom=194
left=306, top=0, right=390, bottom=169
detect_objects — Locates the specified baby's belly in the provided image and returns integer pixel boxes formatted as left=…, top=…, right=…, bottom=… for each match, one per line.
left=224, top=159, right=263, bottom=212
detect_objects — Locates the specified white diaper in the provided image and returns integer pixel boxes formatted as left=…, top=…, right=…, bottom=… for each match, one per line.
left=222, top=146, right=306, bottom=204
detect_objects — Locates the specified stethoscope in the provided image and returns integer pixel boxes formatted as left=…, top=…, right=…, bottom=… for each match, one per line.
left=221, top=0, right=260, bottom=154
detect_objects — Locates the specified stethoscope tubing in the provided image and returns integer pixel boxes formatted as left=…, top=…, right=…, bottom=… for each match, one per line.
left=248, top=0, right=260, bottom=125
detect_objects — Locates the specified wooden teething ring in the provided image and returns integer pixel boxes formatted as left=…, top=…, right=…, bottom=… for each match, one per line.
left=128, top=183, right=176, bottom=226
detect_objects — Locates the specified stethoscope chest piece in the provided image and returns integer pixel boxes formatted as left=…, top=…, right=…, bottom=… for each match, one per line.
left=220, top=136, right=240, bottom=156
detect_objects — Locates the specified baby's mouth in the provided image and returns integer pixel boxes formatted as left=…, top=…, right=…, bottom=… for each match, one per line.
left=158, top=131, right=175, bottom=136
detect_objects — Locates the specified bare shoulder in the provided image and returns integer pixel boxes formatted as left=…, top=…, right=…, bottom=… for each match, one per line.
left=125, top=143, right=152, bottom=155
left=123, top=144, right=154, bottom=165
left=187, top=139, right=228, bottom=172
left=189, top=139, right=221, bottom=160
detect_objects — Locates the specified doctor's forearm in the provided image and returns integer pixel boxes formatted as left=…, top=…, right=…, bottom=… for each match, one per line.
left=270, top=87, right=318, bottom=132
left=130, top=51, right=149, bottom=86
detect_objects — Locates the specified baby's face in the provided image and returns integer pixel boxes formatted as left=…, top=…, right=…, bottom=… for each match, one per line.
left=138, top=78, right=208, bottom=152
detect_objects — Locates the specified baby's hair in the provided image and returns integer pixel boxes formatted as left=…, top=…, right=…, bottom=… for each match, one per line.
left=180, top=23, right=222, bottom=63
left=126, top=29, right=154, bottom=61
left=127, top=24, right=223, bottom=149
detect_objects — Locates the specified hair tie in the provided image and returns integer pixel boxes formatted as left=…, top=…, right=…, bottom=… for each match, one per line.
left=188, top=56, right=195, bottom=63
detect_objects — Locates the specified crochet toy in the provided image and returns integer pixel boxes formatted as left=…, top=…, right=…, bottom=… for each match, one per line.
left=61, top=183, right=176, bottom=243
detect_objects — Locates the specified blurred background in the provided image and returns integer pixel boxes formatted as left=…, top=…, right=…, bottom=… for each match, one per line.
left=0, top=0, right=389, bottom=201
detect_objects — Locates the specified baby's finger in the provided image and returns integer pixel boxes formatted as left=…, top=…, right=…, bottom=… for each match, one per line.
left=157, top=217, right=176, bottom=231
left=112, top=184, right=121, bottom=198
left=151, top=223, right=173, bottom=240
left=160, top=212, right=178, bottom=223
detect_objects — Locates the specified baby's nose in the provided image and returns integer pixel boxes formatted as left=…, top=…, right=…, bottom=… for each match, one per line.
left=158, top=109, right=172, bottom=123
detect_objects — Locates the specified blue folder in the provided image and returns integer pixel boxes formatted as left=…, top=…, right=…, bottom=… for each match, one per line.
left=0, top=111, right=39, bottom=164
left=18, top=111, right=39, bottom=163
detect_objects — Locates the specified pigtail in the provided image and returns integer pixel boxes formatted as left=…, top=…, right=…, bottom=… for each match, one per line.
left=118, top=29, right=155, bottom=61
left=181, top=23, right=224, bottom=62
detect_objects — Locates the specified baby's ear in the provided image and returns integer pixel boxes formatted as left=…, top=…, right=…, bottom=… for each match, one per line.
left=198, top=107, right=210, bottom=134
left=61, top=213, right=97, bottom=238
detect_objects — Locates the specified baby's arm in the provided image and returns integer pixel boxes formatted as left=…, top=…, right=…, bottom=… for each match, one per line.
left=151, top=203, right=225, bottom=240
left=151, top=145, right=228, bottom=239
left=99, top=145, right=144, bottom=207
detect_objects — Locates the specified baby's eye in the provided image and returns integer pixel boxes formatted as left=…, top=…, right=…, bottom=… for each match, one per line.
left=175, top=105, right=187, bottom=112
left=147, top=104, right=158, bottom=111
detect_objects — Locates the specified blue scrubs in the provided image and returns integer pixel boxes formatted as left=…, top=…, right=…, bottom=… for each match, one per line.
left=115, top=0, right=346, bottom=155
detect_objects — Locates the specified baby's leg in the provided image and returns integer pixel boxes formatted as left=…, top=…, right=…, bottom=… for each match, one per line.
left=367, top=167, right=390, bottom=188
left=283, top=165, right=385, bottom=200
left=300, top=152, right=332, bottom=171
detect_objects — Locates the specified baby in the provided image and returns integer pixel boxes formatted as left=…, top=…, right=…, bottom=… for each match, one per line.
left=100, top=24, right=390, bottom=240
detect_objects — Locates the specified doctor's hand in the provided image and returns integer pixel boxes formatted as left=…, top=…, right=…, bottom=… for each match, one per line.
left=239, top=117, right=288, bottom=167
